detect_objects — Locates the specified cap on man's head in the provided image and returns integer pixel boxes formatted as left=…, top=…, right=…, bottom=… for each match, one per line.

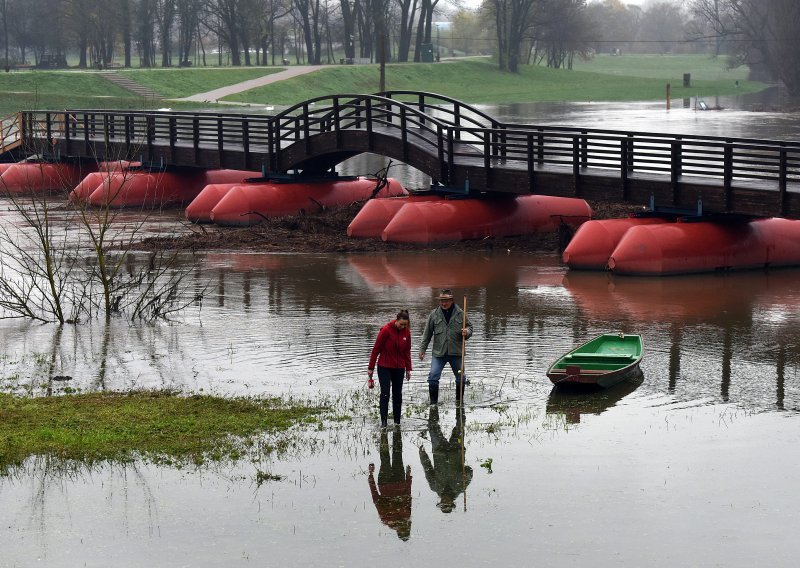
left=438, top=289, right=454, bottom=300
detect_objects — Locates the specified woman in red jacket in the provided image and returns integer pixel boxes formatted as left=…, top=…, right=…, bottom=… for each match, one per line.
left=368, top=309, right=412, bottom=428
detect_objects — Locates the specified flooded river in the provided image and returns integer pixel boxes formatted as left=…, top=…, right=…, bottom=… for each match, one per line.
left=3, top=95, right=800, bottom=566
left=2, top=251, right=800, bottom=566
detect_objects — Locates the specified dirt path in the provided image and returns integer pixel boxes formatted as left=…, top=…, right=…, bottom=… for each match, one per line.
left=174, top=65, right=326, bottom=103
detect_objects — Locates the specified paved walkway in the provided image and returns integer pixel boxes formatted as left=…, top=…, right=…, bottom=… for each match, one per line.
left=175, top=65, right=325, bottom=102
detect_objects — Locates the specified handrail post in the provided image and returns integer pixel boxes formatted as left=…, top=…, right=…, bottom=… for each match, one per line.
left=64, top=112, right=72, bottom=149
left=527, top=133, right=535, bottom=193
left=438, top=124, right=447, bottom=185
left=169, top=115, right=177, bottom=162
left=366, top=98, right=373, bottom=150
left=447, top=127, right=454, bottom=186
left=670, top=138, right=682, bottom=205
left=620, top=138, right=629, bottom=200
left=483, top=129, right=491, bottom=189
left=217, top=116, right=224, bottom=167
left=103, top=113, right=110, bottom=154
left=46, top=113, right=53, bottom=146
left=572, top=135, right=580, bottom=195
left=400, top=107, right=408, bottom=161
left=626, top=134, right=634, bottom=173
left=580, top=131, right=588, bottom=169
left=723, top=141, right=733, bottom=210
left=333, top=97, right=342, bottom=148
left=147, top=115, right=155, bottom=162
left=124, top=114, right=132, bottom=157
left=303, top=103, right=311, bottom=154
left=83, top=114, right=90, bottom=154
left=537, top=128, right=544, bottom=165
left=192, top=116, right=200, bottom=164
left=242, top=117, right=250, bottom=170
left=779, top=145, right=788, bottom=215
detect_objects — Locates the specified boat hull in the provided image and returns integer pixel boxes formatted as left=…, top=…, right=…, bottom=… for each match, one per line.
left=547, top=361, right=641, bottom=388
left=547, top=333, right=644, bottom=388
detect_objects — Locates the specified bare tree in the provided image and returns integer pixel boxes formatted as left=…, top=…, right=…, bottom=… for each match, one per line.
left=489, top=0, right=537, bottom=72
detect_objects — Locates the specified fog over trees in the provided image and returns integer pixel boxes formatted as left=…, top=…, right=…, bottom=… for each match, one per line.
left=0, top=0, right=798, bottom=94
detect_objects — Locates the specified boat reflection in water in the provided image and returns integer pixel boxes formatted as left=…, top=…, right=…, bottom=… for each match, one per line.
left=546, top=369, right=644, bottom=425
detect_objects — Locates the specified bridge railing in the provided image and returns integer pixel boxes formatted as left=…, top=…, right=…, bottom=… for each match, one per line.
left=24, top=110, right=275, bottom=161
left=447, top=124, right=800, bottom=192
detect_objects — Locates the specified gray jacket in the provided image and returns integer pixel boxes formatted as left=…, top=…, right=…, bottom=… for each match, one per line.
left=419, top=305, right=473, bottom=358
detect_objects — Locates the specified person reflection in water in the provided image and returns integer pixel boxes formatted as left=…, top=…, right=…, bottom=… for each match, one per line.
left=368, top=428, right=412, bottom=541
left=419, top=406, right=473, bottom=513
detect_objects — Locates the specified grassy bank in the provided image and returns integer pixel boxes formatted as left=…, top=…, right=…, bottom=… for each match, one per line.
left=0, top=391, right=324, bottom=471
left=0, top=71, right=157, bottom=116
left=0, top=55, right=766, bottom=117
left=227, top=56, right=764, bottom=105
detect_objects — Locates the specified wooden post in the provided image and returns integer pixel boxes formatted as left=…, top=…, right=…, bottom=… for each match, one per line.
left=779, top=145, right=788, bottom=215
left=666, top=83, right=671, bottom=110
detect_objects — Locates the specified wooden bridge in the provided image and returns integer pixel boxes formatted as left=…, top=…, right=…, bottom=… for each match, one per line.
left=5, top=91, right=800, bottom=218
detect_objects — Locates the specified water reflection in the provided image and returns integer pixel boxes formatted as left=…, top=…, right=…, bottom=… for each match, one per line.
left=419, top=406, right=472, bottom=514
left=2, top=251, right=800, bottom=410
left=368, top=429, right=412, bottom=541
left=546, top=370, right=644, bottom=424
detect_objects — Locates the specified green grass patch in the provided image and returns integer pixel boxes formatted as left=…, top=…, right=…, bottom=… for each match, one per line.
left=0, top=70, right=133, bottom=98
left=0, top=71, right=149, bottom=116
left=0, top=391, right=325, bottom=472
left=226, top=56, right=764, bottom=105
left=119, top=67, right=285, bottom=98
left=0, top=56, right=766, bottom=115
left=572, top=53, right=747, bottom=81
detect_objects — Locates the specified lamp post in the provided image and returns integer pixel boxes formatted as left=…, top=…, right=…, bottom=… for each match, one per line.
left=436, top=24, right=440, bottom=61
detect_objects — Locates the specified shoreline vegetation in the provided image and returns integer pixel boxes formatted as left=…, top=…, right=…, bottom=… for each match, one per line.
left=0, top=391, right=327, bottom=474
left=0, top=55, right=767, bottom=116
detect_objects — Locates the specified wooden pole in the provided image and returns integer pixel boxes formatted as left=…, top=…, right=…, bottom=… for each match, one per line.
left=460, top=293, right=468, bottom=511
left=460, top=295, right=467, bottom=401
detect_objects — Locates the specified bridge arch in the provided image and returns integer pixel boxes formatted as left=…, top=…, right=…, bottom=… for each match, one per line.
left=268, top=92, right=491, bottom=181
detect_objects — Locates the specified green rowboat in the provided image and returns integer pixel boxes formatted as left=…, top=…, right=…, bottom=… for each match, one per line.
left=547, top=333, right=644, bottom=388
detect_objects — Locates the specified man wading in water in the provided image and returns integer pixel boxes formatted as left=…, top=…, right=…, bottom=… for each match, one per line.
left=419, top=289, right=473, bottom=405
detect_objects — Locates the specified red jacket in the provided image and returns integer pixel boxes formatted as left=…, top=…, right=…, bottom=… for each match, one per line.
left=369, top=320, right=412, bottom=372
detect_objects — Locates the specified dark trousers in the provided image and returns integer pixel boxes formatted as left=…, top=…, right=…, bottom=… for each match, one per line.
left=378, top=366, right=405, bottom=424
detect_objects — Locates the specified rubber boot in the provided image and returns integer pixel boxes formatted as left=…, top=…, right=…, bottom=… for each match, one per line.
left=429, top=384, right=439, bottom=405
left=392, top=391, right=402, bottom=426
left=380, top=390, right=389, bottom=428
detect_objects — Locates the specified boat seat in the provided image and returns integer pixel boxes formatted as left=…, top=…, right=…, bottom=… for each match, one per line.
left=564, top=353, right=635, bottom=360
